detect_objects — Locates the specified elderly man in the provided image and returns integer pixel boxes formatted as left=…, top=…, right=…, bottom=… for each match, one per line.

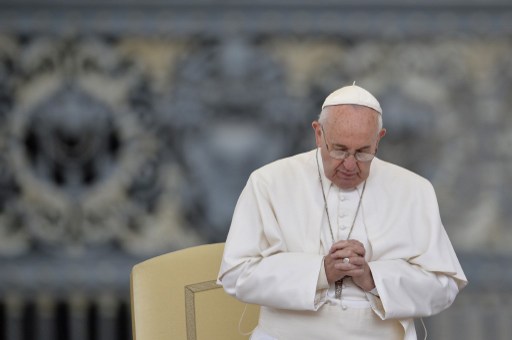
left=218, top=84, right=467, bottom=340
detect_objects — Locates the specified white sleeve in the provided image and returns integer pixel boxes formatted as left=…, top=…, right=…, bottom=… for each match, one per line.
left=218, top=175, right=327, bottom=311
left=219, top=250, right=326, bottom=311
left=366, top=259, right=460, bottom=320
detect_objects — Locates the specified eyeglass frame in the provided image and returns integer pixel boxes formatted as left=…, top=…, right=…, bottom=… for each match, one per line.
left=320, top=125, right=377, bottom=162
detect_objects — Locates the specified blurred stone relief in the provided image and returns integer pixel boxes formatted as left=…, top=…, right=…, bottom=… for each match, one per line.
left=0, top=1, right=511, bottom=339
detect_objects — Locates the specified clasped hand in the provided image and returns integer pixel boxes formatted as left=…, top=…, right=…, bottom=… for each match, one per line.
left=324, top=239, right=375, bottom=292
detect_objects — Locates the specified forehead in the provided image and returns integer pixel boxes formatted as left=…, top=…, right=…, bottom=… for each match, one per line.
left=323, top=105, right=380, bottom=143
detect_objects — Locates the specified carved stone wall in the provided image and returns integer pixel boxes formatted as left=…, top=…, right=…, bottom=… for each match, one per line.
left=0, top=1, right=511, bottom=339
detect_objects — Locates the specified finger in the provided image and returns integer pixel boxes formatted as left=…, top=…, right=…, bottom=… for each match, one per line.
left=328, top=240, right=349, bottom=253
left=329, top=245, right=365, bottom=256
left=343, top=268, right=365, bottom=277
left=334, top=258, right=364, bottom=270
left=329, top=241, right=365, bottom=257
left=330, top=250, right=355, bottom=260
left=345, top=241, right=365, bottom=256
left=331, top=239, right=363, bottom=249
left=346, top=239, right=364, bottom=248
left=324, top=257, right=349, bottom=283
left=347, top=256, right=365, bottom=266
left=330, top=247, right=365, bottom=260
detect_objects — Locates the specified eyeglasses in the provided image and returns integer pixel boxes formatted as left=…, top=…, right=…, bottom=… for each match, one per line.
left=320, top=125, right=376, bottom=162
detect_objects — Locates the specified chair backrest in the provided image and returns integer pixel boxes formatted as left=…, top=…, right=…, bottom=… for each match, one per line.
left=130, top=242, right=260, bottom=340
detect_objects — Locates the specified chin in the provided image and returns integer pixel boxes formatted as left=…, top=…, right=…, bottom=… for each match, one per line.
left=335, top=177, right=363, bottom=190
left=335, top=181, right=357, bottom=190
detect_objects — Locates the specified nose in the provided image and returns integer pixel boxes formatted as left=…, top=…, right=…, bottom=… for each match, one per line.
left=343, top=154, right=358, bottom=170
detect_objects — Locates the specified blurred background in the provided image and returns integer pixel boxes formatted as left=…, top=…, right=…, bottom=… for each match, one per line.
left=0, top=0, right=511, bottom=339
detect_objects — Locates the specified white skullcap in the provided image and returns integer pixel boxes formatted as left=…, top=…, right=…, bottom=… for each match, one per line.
left=322, top=84, right=382, bottom=114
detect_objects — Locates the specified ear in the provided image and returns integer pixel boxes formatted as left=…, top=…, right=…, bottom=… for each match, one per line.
left=375, top=128, right=386, bottom=151
left=312, top=121, right=322, bottom=147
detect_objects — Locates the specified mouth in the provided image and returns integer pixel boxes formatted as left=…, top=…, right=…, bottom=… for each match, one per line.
left=337, top=170, right=358, bottom=179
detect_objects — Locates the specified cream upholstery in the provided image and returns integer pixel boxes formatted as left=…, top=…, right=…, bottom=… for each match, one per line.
left=130, top=242, right=260, bottom=340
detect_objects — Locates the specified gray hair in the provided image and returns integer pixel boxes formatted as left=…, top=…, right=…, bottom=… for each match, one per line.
left=318, top=104, right=383, bottom=132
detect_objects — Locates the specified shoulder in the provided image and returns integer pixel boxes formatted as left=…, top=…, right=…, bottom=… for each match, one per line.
left=249, top=149, right=317, bottom=185
left=368, top=159, right=441, bottom=219
left=244, top=150, right=319, bottom=198
left=370, top=158, right=435, bottom=193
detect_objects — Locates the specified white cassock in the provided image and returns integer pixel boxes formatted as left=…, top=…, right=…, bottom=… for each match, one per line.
left=218, top=149, right=467, bottom=340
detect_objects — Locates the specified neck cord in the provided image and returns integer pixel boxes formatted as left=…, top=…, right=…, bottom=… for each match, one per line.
left=316, top=148, right=367, bottom=299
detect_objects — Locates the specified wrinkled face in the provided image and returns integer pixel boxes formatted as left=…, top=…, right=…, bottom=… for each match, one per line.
left=312, top=105, right=386, bottom=190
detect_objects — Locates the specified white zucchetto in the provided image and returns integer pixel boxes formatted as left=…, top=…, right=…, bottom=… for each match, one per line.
left=322, top=84, right=382, bottom=115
